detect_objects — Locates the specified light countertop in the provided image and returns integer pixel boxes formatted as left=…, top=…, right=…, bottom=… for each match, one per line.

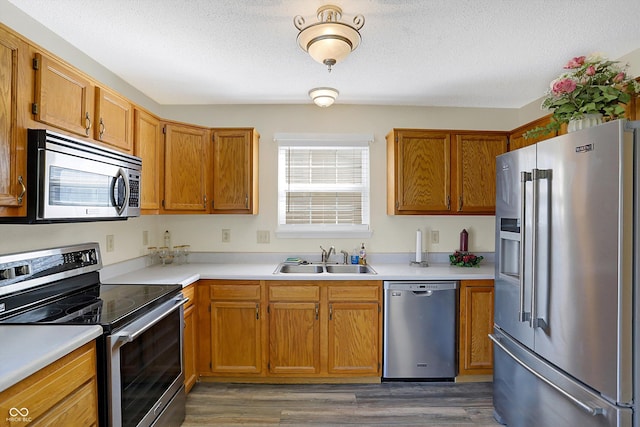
left=0, top=325, right=103, bottom=393
left=102, top=261, right=494, bottom=287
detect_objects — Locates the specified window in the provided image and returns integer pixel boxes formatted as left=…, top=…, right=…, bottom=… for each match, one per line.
left=275, top=133, right=373, bottom=238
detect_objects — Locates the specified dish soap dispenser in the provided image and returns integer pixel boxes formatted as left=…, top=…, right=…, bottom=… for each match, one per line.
left=359, top=243, right=367, bottom=265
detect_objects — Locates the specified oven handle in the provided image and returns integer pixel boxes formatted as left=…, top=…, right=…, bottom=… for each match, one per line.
left=114, top=296, right=188, bottom=344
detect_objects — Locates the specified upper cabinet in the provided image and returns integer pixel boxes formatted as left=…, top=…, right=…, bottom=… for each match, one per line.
left=453, top=133, right=507, bottom=213
left=387, top=129, right=507, bottom=215
left=0, top=26, right=27, bottom=217
left=508, top=115, right=557, bottom=151
left=134, top=108, right=162, bottom=212
left=162, top=122, right=210, bottom=212
left=33, top=52, right=95, bottom=139
left=211, top=128, right=259, bottom=214
left=95, top=86, right=133, bottom=152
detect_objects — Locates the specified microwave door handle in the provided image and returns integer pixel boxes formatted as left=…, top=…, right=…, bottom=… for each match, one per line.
left=519, top=171, right=532, bottom=323
left=112, top=168, right=129, bottom=215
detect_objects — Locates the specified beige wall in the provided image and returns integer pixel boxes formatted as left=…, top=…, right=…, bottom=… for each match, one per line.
left=1, top=1, right=638, bottom=265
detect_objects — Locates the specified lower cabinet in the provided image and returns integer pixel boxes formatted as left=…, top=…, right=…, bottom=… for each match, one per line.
left=197, top=279, right=381, bottom=380
left=458, top=279, right=494, bottom=376
left=182, top=284, right=198, bottom=393
left=0, top=341, right=98, bottom=426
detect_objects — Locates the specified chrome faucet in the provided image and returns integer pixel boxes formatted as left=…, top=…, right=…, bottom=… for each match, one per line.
left=340, top=250, right=349, bottom=264
left=320, top=245, right=335, bottom=263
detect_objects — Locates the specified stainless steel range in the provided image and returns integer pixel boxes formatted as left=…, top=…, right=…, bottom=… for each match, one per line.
left=0, top=243, right=187, bottom=427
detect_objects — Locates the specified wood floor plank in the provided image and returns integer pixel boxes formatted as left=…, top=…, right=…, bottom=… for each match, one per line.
left=181, top=381, right=501, bottom=426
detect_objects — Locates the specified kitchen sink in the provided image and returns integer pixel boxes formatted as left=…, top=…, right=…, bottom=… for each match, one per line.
left=273, top=263, right=376, bottom=274
left=275, top=264, right=324, bottom=274
left=325, top=264, right=376, bottom=274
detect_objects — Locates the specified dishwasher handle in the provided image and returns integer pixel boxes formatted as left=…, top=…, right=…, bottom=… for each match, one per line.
left=412, top=290, right=434, bottom=296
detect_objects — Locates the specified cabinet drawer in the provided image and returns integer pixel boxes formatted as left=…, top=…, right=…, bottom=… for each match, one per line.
left=327, top=285, right=380, bottom=301
left=182, top=284, right=196, bottom=309
left=268, top=285, right=320, bottom=301
left=0, top=341, right=97, bottom=425
left=210, top=283, right=260, bottom=300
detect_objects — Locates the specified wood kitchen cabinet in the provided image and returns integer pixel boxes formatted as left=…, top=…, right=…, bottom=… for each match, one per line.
left=33, top=52, right=95, bottom=138
left=387, top=129, right=507, bottom=215
left=199, top=280, right=264, bottom=376
left=453, top=133, right=507, bottom=213
left=94, top=86, right=133, bottom=152
left=0, top=26, right=27, bottom=217
left=211, top=128, right=259, bottom=214
left=182, top=284, right=198, bottom=393
left=326, top=284, right=381, bottom=375
left=509, top=115, right=557, bottom=151
left=134, top=108, right=163, bottom=212
left=162, top=122, right=210, bottom=212
left=0, top=341, right=98, bottom=426
left=267, top=284, right=321, bottom=375
left=458, top=279, right=494, bottom=376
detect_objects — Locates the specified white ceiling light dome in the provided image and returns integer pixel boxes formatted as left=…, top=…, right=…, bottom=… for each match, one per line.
left=294, top=5, right=364, bottom=72
left=309, top=87, right=339, bottom=107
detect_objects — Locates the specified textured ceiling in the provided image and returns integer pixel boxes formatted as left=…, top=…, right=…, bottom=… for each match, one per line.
left=6, top=0, right=640, bottom=108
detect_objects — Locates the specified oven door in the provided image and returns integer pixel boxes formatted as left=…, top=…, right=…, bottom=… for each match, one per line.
left=107, top=295, right=187, bottom=427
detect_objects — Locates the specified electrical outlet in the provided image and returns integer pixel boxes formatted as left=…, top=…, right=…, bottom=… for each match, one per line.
left=142, top=230, right=149, bottom=246
left=257, top=230, right=270, bottom=244
left=106, top=235, right=115, bottom=252
left=222, top=229, right=231, bottom=243
left=431, top=230, right=439, bottom=244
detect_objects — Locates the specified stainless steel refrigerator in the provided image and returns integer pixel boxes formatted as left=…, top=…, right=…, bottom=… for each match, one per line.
left=491, top=119, right=639, bottom=427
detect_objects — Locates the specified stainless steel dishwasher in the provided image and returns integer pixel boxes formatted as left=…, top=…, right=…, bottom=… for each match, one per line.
left=382, top=280, right=458, bottom=380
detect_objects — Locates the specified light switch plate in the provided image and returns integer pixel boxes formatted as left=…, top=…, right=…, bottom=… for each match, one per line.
left=106, top=235, right=115, bottom=252
left=222, top=229, right=231, bottom=243
left=431, top=230, right=439, bottom=244
left=257, top=230, right=270, bottom=244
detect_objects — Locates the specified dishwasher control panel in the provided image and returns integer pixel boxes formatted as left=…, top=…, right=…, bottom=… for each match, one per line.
left=383, top=281, right=457, bottom=292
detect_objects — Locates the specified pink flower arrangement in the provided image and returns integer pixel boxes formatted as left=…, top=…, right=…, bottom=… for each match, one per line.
left=525, top=53, right=640, bottom=139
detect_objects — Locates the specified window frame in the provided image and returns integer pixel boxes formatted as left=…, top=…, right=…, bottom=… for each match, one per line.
left=274, top=133, right=373, bottom=239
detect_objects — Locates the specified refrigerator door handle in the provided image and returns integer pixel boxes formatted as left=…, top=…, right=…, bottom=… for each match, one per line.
left=519, top=171, right=532, bottom=323
left=489, top=334, right=605, bottom=417
left=531, top=168, right=550, bottom=329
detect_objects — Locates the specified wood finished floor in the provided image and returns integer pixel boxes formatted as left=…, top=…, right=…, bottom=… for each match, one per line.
left=181, top=381, right=502, bottom=426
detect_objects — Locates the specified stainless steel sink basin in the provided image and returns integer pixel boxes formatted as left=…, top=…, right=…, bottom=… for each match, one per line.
left=274, top=264, right=324, bottom=274
left=325, top=264, right=376, bottom=274
left=273, top=263, right=376, bottom=274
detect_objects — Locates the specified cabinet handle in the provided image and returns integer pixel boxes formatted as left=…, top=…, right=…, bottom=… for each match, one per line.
left=17, top=175, right=26, bottom=204
left=329, top=304, right=332, bottom=321
left=446, top=195, right=451, bottom=211
left=315, top=303, right=319, bottom=320
left=256, top=303, right=259, bottom=320
left=99, top=118, right=105, bottom=140
left=203, top=195, right=207, bottom=208
left=245, top=194, right=248, bottom=208
left=458, top=195, right=463, bottom=211
left=85, top=112, right=91, bottom=136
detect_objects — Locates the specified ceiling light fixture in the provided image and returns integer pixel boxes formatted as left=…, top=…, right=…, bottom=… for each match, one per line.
left=309, top=87, right=339, bottom=107
left=294, top=5, right=364, bottom=72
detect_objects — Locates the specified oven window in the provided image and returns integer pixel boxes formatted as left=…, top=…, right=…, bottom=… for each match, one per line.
left=120, top=308, right=182, bottom=426
left=49, top=165, right=116, bottom=206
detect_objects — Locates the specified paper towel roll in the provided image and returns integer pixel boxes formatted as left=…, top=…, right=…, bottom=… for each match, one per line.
left=416, top=229, right=422, bottom=263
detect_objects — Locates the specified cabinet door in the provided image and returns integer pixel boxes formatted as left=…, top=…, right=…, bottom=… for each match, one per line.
left=33, top=53, right=94, bottom=137
left=95, top=86, right=133, bottom=152
left=454, top=134, right=507, bottom=213
left=459, top=280, right=494, bottom=376
left=183, top=303, right=197, bottom=393
left=211, top=128, right=258, bottom=214
left=163, top=123, right=209, bottom=211
left=387, top=130, right=451, bottom=214
left=268, top=302, right=320, bottom=375
left=134, top=109, right=162, bottom=211
left=210, top=300, right=262, bottom=374
left=327, top=302, right=380, bottom=375
left=0, top=28, right=26, bottom=215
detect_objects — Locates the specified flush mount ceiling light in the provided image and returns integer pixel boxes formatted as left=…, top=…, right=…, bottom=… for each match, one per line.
left=294, top=5, right=365, bottom=72
left=309, top=87, right=339, bottom=107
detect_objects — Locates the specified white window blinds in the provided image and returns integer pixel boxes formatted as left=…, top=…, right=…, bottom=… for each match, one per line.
left=275, top=133, right=372, bottom=238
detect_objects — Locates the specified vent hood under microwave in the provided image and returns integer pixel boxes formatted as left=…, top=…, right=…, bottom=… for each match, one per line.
left=1, top=129, right=142, bottom=224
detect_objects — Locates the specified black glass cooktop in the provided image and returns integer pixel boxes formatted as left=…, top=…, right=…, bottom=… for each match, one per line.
left=0, top=278, right=181, bottom=332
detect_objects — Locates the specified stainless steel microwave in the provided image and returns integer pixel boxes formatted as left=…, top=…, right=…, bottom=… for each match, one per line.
left=1, top=129, right=141, bottom=223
